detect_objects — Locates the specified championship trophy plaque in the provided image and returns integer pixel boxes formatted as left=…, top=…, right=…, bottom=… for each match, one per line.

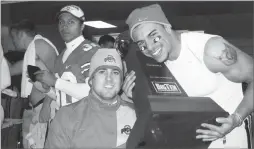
left=125, top=49, right=228, bottom=149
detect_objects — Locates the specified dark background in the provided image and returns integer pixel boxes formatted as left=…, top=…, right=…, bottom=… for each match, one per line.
left=1, top=1, right=253, bottom=55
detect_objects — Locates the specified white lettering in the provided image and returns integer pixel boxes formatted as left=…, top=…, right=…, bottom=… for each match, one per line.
left=155, top=83, right=179, bottom=92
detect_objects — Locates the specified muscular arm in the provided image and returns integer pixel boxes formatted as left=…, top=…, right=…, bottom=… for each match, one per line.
left=34, top=39, right=58, bottom=121
left=204, top=37, right=253, bottom=120
left=35, top=39, right=57, bottom=73
left=1, top=57, right=11, bottom=89
left=34, top=39, right=57, bottom=92
left=8, top=39, right=57, bottom=76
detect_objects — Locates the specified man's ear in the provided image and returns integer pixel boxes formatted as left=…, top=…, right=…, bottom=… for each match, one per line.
left=88, top=78, right=92, bottom=86
left=164, top=25, right=172, bottom=34
left=81, top=23, right=85, bottom=32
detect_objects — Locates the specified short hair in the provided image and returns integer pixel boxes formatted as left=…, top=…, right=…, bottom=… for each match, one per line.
left=10, top=19, right=37, bottom=37
left=98, top=35, right=115, bottom=46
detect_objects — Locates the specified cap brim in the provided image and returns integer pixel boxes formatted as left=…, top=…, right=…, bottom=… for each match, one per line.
left=130, top=21, right=172, bottom=40
left=55, top=11, right=84, bottom=22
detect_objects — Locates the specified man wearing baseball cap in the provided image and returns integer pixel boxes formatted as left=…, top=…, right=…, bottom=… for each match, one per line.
left=45, top=48, right=136, bottom=148
left=124, top=4, right=253, bottom=148
left=56, top=5, right=86, bottom=22
left=34, top=5, right=100, bottom=121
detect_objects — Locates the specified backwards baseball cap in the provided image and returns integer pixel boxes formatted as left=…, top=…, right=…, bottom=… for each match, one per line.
left=88, top=48, right=123, bottom=85
left=56, top=5, right=85, bottom=22
left=126, top=4, right=172, bottom=40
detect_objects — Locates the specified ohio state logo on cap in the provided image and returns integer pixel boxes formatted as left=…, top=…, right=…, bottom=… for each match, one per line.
left=121, top=125, right=132, bottom=135
left=104, top=55, right=116, bottom=63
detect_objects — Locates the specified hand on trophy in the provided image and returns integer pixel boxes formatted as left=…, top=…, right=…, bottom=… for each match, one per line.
left=196, top=114, right=240, bottom=142
left=122, top=70, right=136, bottom=98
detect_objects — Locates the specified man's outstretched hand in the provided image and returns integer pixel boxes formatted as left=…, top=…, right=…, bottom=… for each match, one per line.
left=196, top=114, right=241, bottom=142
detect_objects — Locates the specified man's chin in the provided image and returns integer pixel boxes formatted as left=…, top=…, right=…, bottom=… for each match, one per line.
left=102, top=92, right=117, bottom=100
left=154, top=56, right=167, bottom=63
left=61, top=36, right=73, bottom=43
left=151, top=51, right=167, bottom=63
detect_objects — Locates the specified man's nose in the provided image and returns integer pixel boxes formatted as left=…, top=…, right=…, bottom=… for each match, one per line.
left=63, top=24, right=69, bottom=29
left=106, top=72, right=113, bottom=81
left=60, top=23, right=68, bottom=29
left=146, top=40, right=156, bottom=53
left=106, top=72, right=112, bottom=81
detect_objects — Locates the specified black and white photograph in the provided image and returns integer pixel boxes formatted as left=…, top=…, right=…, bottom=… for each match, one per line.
left=1, top=1, right=253, bottom=149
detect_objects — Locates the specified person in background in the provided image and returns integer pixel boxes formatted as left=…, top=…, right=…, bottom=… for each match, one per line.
left=0, top=44, right=11, bottom=149
left=45, top=48, right=136, bottom=148
left=34, top=5, right=99, bottom=120
left=98, top=34, right=115, bottom=48
left=1, top=47, right=25, bottom=149
left=8, top=19, right=58, bottom=148
left=124, top=4, right=253, bottom=148
left=1, top=44, right=11, bottom=126
left=1, top=25, right=25, bottom=148
left=4, top=50, right=25, bottom=92
left=1, top=43, right=24, bottom=148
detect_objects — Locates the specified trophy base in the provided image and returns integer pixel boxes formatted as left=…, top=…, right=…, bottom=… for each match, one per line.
left=128, top=96, right=229, bottom=149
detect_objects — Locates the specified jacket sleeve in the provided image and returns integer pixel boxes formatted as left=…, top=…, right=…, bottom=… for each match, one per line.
left=44, top=109, right=70, bottom=149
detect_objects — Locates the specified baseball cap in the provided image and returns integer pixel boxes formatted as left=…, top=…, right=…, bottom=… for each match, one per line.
left=56, top=5, right=85, bottom=22
left=126, top=4, right=172, bottom=40
left=88, top=48, right=123, bottom=85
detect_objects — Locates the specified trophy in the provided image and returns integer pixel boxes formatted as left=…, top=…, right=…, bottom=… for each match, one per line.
left=124, top=47, right=229, bottom=149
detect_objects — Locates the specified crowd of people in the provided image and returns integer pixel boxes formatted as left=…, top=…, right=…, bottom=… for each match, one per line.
left=1, top=3, right=253, bottom=149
